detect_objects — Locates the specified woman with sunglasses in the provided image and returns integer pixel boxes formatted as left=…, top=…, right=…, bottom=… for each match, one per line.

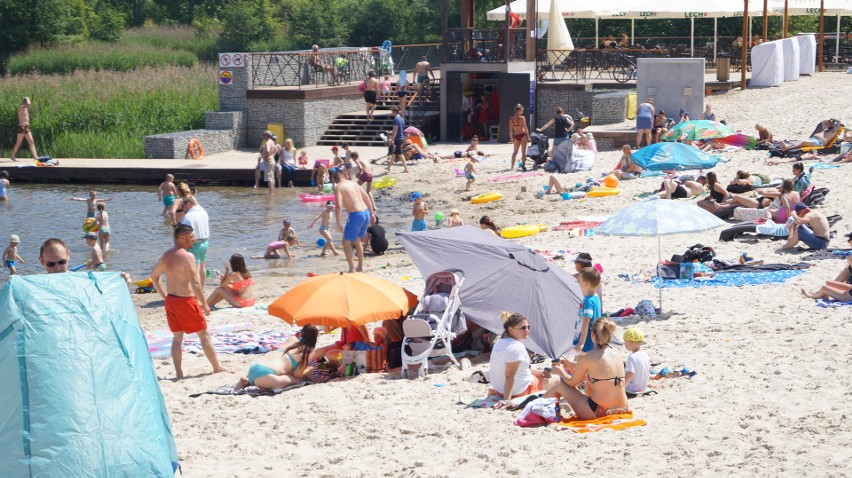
left=488, top=312, right=553, bottom=408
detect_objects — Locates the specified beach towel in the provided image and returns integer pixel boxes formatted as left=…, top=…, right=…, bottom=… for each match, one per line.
left=832, top=250, right=852, bottom=257
left=189, top=381, right=309, bottom=398
left=807, top=163, right=840, bottom=170
left=460, top=392, right=542, bottom=409
left=148, top=328, right=296, bottom=358
left=556, top=413, right=646, bottom=433
left=514, top=397, right=559, bottom=427
left=654, top=270, right=806, bottom=288
left=551, top=220, right=603, bottom=231
left=815, top=299, right=852, bottom=308
left=489, top=171, right=542, bottom=183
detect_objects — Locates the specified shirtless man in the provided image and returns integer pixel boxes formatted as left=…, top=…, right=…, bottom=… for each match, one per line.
left=363, top=70, right=381, bottom=121
left=310, top=44, right=338, bottom=84
left=10, top=97, right=38, bottom=162
left=151, top=224, right=224, bottom=379
left=333, top=171, right=375, bottom=273
left=39, top=238, right=70, bottom=273
left=412, top=56, right=435, bottom=94
left=783, top=203, right=831, bottom=250
left=780, top=119, right=838, bottom=151
left=259, top=131, right=276, bottom=195
left=70, top=190, right=114, bottom=218
left=353, top=151, right=374, bottom=193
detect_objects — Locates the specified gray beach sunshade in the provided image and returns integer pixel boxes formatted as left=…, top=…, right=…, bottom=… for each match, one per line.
left=397, top=226, right=582, bottom=358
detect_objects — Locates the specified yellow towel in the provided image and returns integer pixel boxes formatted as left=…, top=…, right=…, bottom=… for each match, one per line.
left=556, top=412, right=646, bottom=433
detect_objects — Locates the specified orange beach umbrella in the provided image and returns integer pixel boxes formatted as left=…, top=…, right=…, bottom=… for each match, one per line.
left=268, top=272, right=418, bottom=328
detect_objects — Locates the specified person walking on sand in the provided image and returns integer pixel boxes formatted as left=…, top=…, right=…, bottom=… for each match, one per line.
left=70, top=190, right=114, bottom=218
left=150, top=224, right=224, bottom=380
left=10, top=97, right=38, bottom=162
left=509, top=104, right=529, bottom=171
left=158, top=174, right=178, bottom=220
left=387, top=107, right=409, bottom=173
left=363, top=70, right=381, bottom=121
left=333, top=171, right=375, bottom=273
left=308, top=201, right=340, bottom=257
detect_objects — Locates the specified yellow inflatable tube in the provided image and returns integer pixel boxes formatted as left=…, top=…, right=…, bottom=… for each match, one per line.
left=587, top=187, right=621, bottom=197
left=471, top=192, right=504, bottom=204
left=372, top=176, right=399, bottom=189
left=501, top=224, right=548, bottom=239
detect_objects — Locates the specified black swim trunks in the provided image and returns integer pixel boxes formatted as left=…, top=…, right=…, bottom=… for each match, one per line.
left=671, top=185, right=688, bottom=199
left=364, top=90, right=377, bottom=104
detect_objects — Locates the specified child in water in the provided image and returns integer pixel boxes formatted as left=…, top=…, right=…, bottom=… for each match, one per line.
left=4, top=235, right=24, bottom=275
left=96, top=202, right=111, bottom=252
left=263, top=219, right=300, bottom=259
left=308, top=200, right=340, bottom=257
left=83, top=232, right=106, bottom=271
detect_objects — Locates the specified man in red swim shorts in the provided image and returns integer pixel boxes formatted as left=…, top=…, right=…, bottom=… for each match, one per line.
left=151, top=223, right=225, bottom=379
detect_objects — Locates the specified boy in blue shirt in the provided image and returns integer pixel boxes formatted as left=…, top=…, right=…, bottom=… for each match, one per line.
left=573, top=267, right=602, bottom=353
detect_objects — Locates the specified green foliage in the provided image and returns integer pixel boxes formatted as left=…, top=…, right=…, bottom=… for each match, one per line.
left=218, top=0, right=278, bottom=52
left=0, top=65, right=218, bottom=158
left=123, top=25, right=219, bottom=61
left=8, top=42, right=196, bottom=75
left=88, top=5, right=126, bottom=42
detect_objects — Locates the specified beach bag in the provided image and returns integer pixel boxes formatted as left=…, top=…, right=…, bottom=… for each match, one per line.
left=358, top=80, right=366, bottom=92
left=681, top=244, right=715, bottom=263
left=635, top=300, right=656, bottom=317
left=657, top=263, right=680, bottom=280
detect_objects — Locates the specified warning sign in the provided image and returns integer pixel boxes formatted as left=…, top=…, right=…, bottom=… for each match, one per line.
left=218, top=53, right=246, bottom=68
left=219, top=71, right=233, bottom=85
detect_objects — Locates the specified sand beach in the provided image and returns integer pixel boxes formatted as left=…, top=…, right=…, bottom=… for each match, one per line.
left=127, top=72, right=851, bottom=476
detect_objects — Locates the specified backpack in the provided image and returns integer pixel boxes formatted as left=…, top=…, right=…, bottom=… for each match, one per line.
left=680, top=244, right=716, bottom=263
left=358, top=80, right=366, bottom=93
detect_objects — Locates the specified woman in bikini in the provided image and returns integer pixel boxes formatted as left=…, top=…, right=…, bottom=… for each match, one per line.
left=729, top=179, right=798, bottom=223
left=206, top=254, right=255, bottom=309
left=509, top=104, right=529, bottom=171
left=545, top=317, right=630, bottom=420
left=235, top=324, right=318, bottom=390
left=801, top=252, right=852, bottom=303
left=172, top=181, right=199, bottom=226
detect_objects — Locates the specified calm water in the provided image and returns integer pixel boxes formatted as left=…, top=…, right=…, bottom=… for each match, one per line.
left=0, top=184, right=410, bottom=280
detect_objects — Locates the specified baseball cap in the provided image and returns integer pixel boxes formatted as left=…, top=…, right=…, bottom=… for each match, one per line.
left=411, top=192, right=423, bottom=201
left=623, top=327, right=645, bottom=343
left=10, top=234, right=20, bottom=243
left=679, top=109, right=689, bottom=116
left=83, top=232, right=98, bottom=240
left=794, top=202, right=809, bottom=212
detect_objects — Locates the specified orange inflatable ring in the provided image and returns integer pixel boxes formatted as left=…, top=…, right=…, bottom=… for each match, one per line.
left=187, top=138, right=205, bottom=160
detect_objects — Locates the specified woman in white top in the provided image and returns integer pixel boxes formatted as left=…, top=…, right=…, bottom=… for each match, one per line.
left=278, top=138, right=297, bottom=187
left=488, top=312, right=553, bottom=408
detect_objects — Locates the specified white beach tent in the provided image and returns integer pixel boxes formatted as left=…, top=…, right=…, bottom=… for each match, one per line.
left=767, top=0, right=852, bottom=63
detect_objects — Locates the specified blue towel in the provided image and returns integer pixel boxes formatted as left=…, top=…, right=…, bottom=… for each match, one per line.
left=654, top=270, right=807, bottom=288
left=832, top=250, right=852, bottom=257
left=640, top=170, right=666, bottom=178
left=807, top=163, right=840, bottom=170
left=815, top=299, right=852, bottom=308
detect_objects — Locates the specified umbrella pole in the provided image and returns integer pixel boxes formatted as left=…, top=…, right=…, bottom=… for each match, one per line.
left=658, top=233, right=663, bottom=312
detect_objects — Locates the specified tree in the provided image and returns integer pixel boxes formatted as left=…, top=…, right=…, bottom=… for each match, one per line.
left=218, top=0, right=277, bottom=51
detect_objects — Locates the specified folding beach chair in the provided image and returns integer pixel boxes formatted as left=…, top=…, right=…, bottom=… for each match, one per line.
left=400, top=270, right=466, bottom=378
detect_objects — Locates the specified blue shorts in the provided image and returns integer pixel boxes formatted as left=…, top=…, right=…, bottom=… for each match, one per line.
left=797, top=225, right=829, bottom=250
left=343, top=210, right=370, bottom=242
left=163, top=195, right=175, bottom=206
left=412, top=219, right=427, bottom=232
left=808, top=137, right=824, bottom=146
left=465, top=172, right=475, bottom=181
left=5, top=260, right=14, bottom=269
left=187, top=239, right=209, bottom=263
left=247, top=363, right=276, bottom=386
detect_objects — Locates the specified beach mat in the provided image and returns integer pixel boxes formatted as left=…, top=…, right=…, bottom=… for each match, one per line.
left=459, top=392, right=542, bottom=409
left=189, top=381, right=309, bottom=398
left=552, top=220, right=603, bottom=231
left=654, top=270, right=807, bottom=288
left=556, top=413, right=647, bottom=433
left=815, top=299, right=852, bottom=308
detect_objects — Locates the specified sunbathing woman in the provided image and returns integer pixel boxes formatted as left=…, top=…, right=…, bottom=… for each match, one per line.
left=544, top=318, right=629, bottom=420
left=656, top=176, right=705, bottom=199
left=609, top=144, right=643, bottom=179
left=801, top=254, right=852, bottom=302
left=696, top=172, right=733, bottom=212
left=235, top=324, right=318, bottom=390
left=207, top=254, right=255, bottom=309
left=729, top=179, right=798, bottom=222
left=755, top=124, right=774, bottom=147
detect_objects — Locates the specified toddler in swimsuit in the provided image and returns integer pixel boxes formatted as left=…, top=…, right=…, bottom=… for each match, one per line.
left=308, top=201, right=340, bottom=257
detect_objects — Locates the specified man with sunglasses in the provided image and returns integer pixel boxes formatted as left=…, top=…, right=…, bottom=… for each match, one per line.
left=39, top=238, right=71, bottom=273
left=151, top=224, right=224, bottom=380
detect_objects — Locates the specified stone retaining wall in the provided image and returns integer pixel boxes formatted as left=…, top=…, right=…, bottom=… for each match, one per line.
left=144, top=111, right=244, bottom=159
left=591, top=91, right=629, bottom=126
left=246, top=95, right=363, bottom=147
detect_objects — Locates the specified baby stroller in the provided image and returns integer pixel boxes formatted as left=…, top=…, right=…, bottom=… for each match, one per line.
left=527, top=132, right=550, bottom=170
left=400, top=269, right=467, bottom=378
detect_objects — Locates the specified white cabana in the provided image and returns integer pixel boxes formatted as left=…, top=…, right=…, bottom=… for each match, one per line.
left=781, top=37, right=801, bottom=81
left=796, top=33, right=817, bottom=75
left=750, top=41, right=785, bottom=87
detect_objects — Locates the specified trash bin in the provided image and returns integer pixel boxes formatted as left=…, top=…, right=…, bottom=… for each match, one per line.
left=716, top=57, right=730, bottom=82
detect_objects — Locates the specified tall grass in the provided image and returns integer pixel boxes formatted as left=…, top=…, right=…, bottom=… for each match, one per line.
left=8, top=42, right=197, bottom=76
left=122, top=25, right=219, bottom=62
left=0, top=65, right=218, bottom=158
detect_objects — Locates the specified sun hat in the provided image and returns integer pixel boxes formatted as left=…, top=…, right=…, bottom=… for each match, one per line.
left=83, top=232, right=98, bottom=240
left=10, top=234, right=20, bottom=243
left=450, top=209, right=460, bottom=215
left=411, top=192, right=423, bottom=201
left=623, top=327, right=645, bottom=343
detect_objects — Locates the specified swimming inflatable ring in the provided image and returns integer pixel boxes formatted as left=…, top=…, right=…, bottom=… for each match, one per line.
left=299, top=193, right=335, bottom=202
left=187, top=138, right=204, bottom=160
left=501, top=224, right=548, bottom=239
left=82, top=217, right=99, bottom=233
left=587, top=187, right=621, bottom=197
left=471, top=192, right=504, bottom=204
left=372, top=176, right=399, bottom=189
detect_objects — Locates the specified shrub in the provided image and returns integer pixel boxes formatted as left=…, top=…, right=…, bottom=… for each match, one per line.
left=0, top=64, right=218, bottom=159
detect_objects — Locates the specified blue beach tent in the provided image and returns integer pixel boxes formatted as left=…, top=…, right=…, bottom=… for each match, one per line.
left=0, top=272, right=179, bottom=477
left=631, top=142, right=720, bottom=171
